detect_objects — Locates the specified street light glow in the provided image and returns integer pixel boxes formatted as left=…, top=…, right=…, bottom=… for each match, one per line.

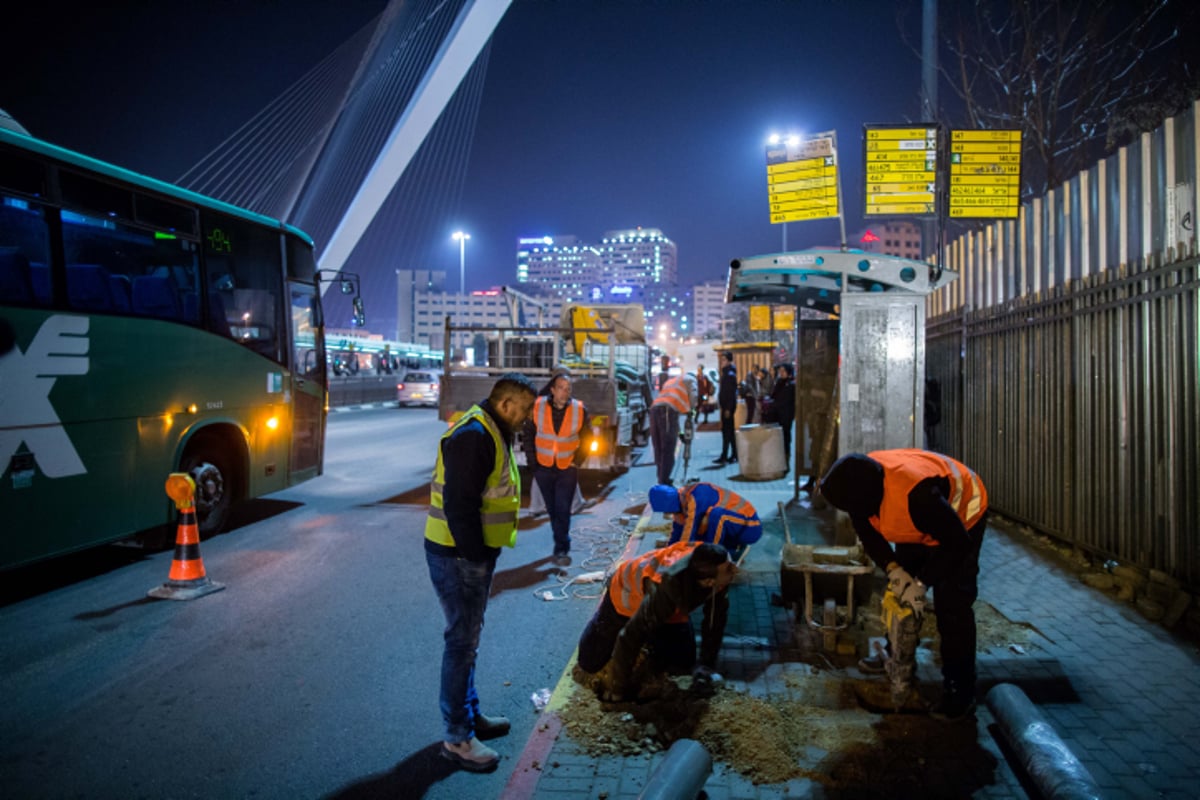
left=451, top=231, right=470, bottom=294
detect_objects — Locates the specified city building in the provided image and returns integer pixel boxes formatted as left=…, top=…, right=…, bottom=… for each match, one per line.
left=691, top=279, right=728, bottom=339
left=516, top=228, right=678, bottom=302
left=853, top=220, right=924, bottom=260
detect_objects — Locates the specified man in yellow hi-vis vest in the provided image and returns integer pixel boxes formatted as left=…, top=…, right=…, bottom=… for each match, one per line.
left=819, top=449, right=989, bottom=721
left=425, top=373, right=536, bottom=772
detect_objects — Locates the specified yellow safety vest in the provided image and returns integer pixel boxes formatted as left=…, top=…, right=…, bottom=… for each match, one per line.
left=425, top=405, right=520, bottom=549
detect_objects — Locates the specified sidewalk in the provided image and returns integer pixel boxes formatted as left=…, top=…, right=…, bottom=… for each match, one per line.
left=505, top=428, right=1200, bottom=799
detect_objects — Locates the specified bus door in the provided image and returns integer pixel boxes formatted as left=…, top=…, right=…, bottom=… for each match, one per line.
left=288, top=283, right=324, bottom=479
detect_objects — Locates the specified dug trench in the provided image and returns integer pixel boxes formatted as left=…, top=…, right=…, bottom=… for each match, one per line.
left=558, top=597, right=1040, bottom=790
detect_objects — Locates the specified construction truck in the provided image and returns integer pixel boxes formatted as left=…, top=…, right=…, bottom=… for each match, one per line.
left=437, top=291, right=652, bottom=472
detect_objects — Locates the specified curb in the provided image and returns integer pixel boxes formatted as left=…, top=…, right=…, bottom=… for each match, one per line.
left=499, top=510, right=654, bottom=799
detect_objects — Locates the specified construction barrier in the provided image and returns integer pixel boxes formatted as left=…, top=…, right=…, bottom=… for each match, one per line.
left=148, top=473, right=225, bottom=601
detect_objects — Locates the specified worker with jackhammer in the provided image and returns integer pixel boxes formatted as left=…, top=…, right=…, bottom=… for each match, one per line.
left=576, top=542, right=738, bottom=702
left=648, top=482, right=763, bottom=563
left=818, top=449, right=988, bottom=721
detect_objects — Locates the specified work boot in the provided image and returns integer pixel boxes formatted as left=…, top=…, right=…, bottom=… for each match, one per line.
left=441, top=737, right=500, bottom=772
left=930, top=691, right=977, bottom=722
left=857, top=651, right=888, bottom=674
left=474, top=713, right=511, bottom=740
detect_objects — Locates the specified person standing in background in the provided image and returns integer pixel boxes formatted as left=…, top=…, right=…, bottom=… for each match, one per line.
left=531, top=372, right=589, bottom=565
left=714, top=351, right=738, bottom=464
left=650, top=371, right=697, bottom=485
left=769, top=363, right=796, bottom=472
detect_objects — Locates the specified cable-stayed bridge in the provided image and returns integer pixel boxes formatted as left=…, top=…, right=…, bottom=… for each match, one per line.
left=177, top=0, right=511, bottom=332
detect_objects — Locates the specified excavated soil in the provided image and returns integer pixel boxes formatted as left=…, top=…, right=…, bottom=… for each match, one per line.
left=560, top=600, right=1036, bottom=789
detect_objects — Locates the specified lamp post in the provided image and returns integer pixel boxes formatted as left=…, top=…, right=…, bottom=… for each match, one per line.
left=452, top=231, right=470, bottom=294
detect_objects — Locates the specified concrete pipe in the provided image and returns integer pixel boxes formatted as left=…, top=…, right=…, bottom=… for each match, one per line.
left=637, top=738, right=712, bottom=800
left=985, top=683, right=1103, bottom=800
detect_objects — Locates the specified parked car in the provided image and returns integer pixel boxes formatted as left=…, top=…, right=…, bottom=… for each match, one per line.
left=396, top=370, right=441, bottom=407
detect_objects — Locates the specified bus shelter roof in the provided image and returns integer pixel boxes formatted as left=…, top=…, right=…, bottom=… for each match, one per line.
left=724, top=248, right=959, bottom=314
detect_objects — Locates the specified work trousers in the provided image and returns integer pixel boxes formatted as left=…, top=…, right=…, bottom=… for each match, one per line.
left=898, top=517, right=987, bottom=695
left=577, top=592, right=696, bottom=676
left=534, top=464, right=577, bottom=556
left=649, top=405, right=680, bottom=485
left=719, top=406, right=737, bottom=460
left=426, top=549, right=496, bottom=743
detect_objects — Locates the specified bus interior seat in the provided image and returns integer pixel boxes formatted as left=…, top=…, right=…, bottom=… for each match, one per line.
left=0, top=248, right=33, bottom=303
left=207, top=290, right=233, bottom=337
left=66, top=263, right=114, bottom=312
left=132, top=274, right=180, bottom=318
left=29, top=262, right=51, bottom=304
left=108, top=273, right=132, bottom=311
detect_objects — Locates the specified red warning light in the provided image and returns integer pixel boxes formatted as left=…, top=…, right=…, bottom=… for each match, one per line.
left=861, top=230, right=881, bottom=243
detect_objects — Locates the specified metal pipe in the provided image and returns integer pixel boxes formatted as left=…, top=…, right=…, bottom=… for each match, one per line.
left=637, top=738, right=712, bottom=800
left=985, top=683, right=1102, bottom=800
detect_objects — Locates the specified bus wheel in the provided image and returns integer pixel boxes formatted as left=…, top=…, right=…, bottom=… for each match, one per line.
left=181, top=446, right=235, bottom=536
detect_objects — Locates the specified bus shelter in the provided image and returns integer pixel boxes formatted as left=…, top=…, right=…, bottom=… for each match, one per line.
left=724, top=249, right=958, bottom=496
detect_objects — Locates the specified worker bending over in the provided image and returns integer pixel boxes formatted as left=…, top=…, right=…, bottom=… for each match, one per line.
left=819, top=449, right=988, bottom=721
left=577, top=542, right=737, bottom=701
left=648, top=482, right=762, bottom=562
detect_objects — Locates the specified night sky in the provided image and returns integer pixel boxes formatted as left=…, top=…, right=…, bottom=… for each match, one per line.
left=4, top=0, right=927, bottom=306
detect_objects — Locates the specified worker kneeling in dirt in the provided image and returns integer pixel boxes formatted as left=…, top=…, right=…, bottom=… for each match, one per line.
left=577, top=542, right=738, bottom=701
left=819, top=449, right=989, bottom=721
left=648, top=483, right=763, bottom=563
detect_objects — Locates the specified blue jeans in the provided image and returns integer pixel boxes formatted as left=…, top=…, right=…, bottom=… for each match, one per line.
left=426, top=549, right=496, bottom=743
left=649, top=405, right=679, bottom=485
left=535, top=465, right=577, bottom=555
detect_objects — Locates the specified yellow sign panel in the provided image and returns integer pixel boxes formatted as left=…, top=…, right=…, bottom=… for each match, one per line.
left=864, top=124, right=939, bottom=217
left=765, top=133, right=840, bottom=224
left=749, top=306, right=795, bottom=331
left=948, top=129, right=1022, bottom=219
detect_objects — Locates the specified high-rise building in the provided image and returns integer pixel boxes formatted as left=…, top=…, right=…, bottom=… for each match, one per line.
left=516, top=228, right=677, bottom=302
left=691, top=279, right=728, bottom=339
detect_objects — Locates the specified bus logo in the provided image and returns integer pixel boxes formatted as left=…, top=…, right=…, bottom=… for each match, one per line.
left=0, top=315, right=90, bottom=478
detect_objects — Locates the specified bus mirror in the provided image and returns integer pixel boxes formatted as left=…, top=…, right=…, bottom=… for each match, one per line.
left=340, top=278, right=355, bottom=295
left=352, top=297, right=365, bottom=327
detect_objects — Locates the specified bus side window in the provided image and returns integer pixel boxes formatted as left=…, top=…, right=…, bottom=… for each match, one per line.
left=0, top=195, right=53, bottom=308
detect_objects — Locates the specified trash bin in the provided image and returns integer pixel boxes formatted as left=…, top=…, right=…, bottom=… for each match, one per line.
left=735, top=424, right=786, bottom=480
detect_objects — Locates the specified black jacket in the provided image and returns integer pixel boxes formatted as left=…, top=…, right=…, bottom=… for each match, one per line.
left=718, top=363, right=738, bottom=410
left=769, top=375, right=795, bottom=424
left=425, top=398, right=514, bottom=563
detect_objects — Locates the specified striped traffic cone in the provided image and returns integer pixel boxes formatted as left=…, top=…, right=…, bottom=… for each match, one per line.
left=148, top=473, right=225, bottom=600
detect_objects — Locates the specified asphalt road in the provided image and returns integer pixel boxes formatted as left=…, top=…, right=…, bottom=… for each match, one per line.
left=0, top=405, right=653, bottom=799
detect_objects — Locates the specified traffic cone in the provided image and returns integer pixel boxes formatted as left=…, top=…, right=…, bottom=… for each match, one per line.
left=148, top=473, right=225, bottom=600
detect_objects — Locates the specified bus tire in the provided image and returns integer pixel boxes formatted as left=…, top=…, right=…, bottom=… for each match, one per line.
left=180, top=439, right=238, bottom=537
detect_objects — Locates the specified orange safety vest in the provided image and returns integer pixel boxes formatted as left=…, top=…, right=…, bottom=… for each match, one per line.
left=674, top=484, right=758, bottom=548
left=533, top=396, right=584, bottom=469
left=867, top=449, right=988, bottom=546
left=608, top=541, right=699, bottom=621
left=653, top=375, right=691, bottom=414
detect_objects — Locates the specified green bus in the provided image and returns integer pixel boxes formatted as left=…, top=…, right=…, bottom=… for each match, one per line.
left=0, top=124, right=343, bottom=569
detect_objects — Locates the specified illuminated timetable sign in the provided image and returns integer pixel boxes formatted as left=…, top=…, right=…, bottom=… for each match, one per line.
left=948, top=129, right=1022, bottom=218
left=765, top=132, right=840, bottom=223
left=863, top=124, right=938, bottom=216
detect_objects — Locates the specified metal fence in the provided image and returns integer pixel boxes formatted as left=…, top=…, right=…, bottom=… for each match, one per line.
left=925, top=101, right=1200, bottom=590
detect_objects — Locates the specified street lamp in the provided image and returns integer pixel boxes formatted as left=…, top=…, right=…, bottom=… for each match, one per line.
left=452, top=231, right=470, bottom=294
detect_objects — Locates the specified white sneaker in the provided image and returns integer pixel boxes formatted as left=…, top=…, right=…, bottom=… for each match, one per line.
left=441, top=737, right=500, bottom=772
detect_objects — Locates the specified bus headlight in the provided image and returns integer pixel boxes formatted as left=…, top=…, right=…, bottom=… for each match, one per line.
left=266, top=416, right=279, bottom=430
